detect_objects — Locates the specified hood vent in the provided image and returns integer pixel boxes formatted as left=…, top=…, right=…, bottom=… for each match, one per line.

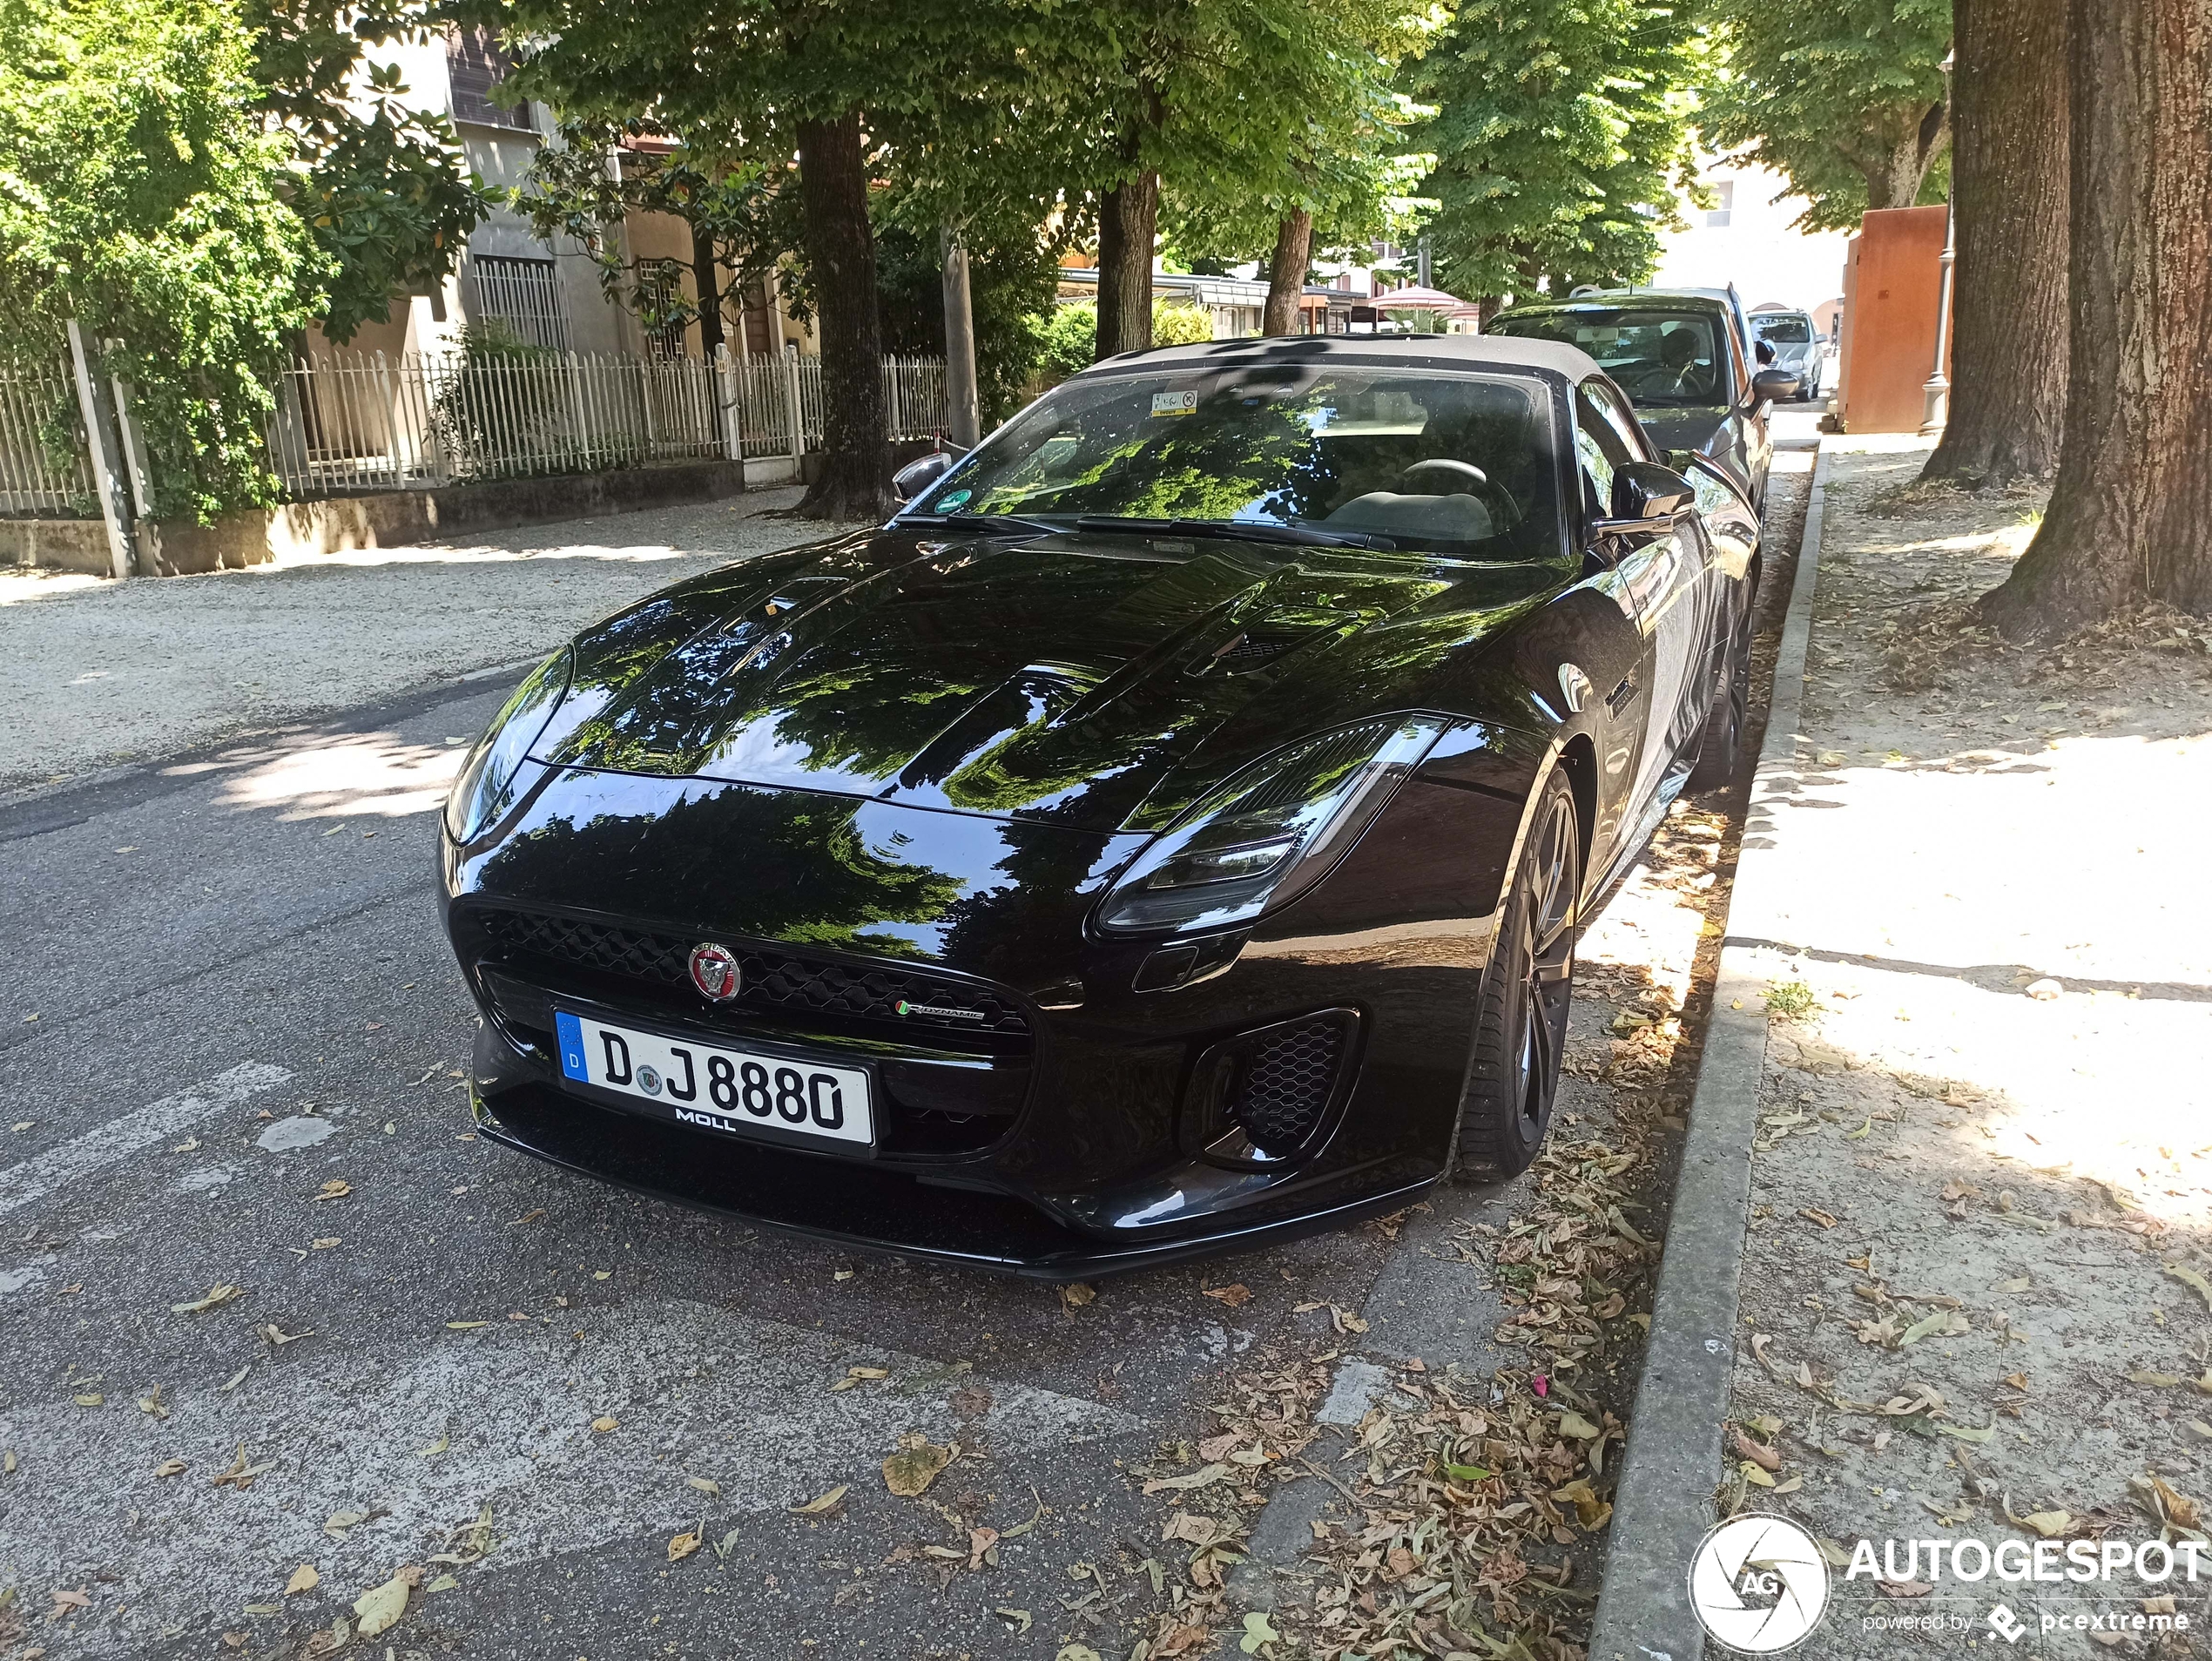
left=1194, top=630, right=1314, bottom=676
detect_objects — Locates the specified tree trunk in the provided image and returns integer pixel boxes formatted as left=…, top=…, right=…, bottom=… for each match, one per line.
left=1475, top=296, right=1503, bottom=328
left=1865, top=101, right=1951, bottom=210
left=1095, top=172, right=1158, bottom=360
left=1923, top=0, right=2069, bottom=486
left=1981, top=0, right=2212, bottom=632
left=1262, top=210, right=1314, bottom=337
left=792, top=111, right=891, bottom=521
left=691, top=222, right=724, bottom=359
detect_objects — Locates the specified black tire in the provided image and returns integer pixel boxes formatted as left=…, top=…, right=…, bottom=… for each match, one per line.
left=1689, top=619, right=1754, bottom=790
left=1453, top=770, right=1581, bottom=1176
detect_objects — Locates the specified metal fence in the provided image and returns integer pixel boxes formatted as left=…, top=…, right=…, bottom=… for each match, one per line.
left=266, top=348, right=953, bottom=500
left=0, top=358, right=94, bottom=516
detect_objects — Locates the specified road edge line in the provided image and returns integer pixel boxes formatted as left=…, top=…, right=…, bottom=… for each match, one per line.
left=1585, top=438, right=1834, bottom=1661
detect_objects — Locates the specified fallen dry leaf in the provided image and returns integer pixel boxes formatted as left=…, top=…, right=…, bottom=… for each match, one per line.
left=1732, top=1427, right=1782, bottom=1472
left=1202, top=1284, right=1252, bottom=1308
left=789, top=1484, right=848, bottom=1516
left=286, top=1564, right=320, bottom=1597
left=881, top=1434, right=953, bottom=1497
left=153, top=1458, right=187, bottom=1478
left=590, top=1416, right=618, bottom=1435
left=968, top=1526, right=1000, bottom=1570
left=686, top=1475, right=720, bottom=1496
left=667, top=1528, right=703, bottom=1562
left=314, top=1180, right=351, bottom=1201
left=171, top=1283, right=242, bottom=1314
left=1059, top=1282, right=1096, bottom=1311
left=353, top=1575, right=408, bottom=1636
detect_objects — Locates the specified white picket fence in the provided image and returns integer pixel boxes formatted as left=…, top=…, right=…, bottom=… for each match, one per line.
left=0, top=358, right=96, bottom=516
left=266, top=348, right=950, bottom=498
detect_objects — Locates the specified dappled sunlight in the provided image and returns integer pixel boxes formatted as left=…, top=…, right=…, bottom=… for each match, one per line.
left=203, top=732, right=464, bottom=820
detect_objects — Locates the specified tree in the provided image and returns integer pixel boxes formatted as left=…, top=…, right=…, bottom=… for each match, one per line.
left=246, top=0, right=494, bottom=342
left=516, top=118, right=788, bottom=362
left=496, top=0, right=1123, bottom=518
left=1979, top=0, right=2212, bottom=631
left=1408, top=0, right=1704, bottom=307
left=0, top=0, right=322, bottom=520
left=1702, top=0, right=1952, bottom=230
left=1919, top=0, right=2067, bottom=486
left=1081, top=0, right=1422, bottom=360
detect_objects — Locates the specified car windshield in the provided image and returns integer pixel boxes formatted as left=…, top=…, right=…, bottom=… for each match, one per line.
left=1487, top=308, right=1729, bottom=407
left=908, top=365, right=1562, bottom=561
left=1754, top=314, right=1813, bottom=344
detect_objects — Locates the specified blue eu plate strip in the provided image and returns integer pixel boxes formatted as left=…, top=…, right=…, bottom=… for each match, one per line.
left=555, top=1011, right=589, bottom=1082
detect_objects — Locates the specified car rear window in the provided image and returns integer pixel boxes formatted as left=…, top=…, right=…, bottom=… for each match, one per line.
left=1487, top=309, right=1726, bottom=408
left=1753, top=314, right=1813, bottom=344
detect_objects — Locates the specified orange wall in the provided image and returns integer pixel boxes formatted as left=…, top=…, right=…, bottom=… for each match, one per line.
left=1838, top=206, right=1952, bottom=435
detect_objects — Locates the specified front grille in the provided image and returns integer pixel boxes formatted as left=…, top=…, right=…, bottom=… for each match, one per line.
left=1227, top=1016, right=1346, bottom=1155
left=468, top=908, right=1030, bottom=1041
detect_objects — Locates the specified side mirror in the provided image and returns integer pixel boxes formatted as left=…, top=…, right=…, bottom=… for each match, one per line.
left=1608, top=460, right=1694, bottom=523
left=893, top=448, right=961, bottom=505
left=1750, top=368, right=1799, bottom=408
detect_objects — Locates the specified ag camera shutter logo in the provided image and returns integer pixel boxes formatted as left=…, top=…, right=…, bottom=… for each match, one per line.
left=1689, top=1515, right=1832, bottom=1652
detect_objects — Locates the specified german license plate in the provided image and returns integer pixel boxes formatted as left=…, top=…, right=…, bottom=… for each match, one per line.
left=553, top=1011, right=873, bottom=1147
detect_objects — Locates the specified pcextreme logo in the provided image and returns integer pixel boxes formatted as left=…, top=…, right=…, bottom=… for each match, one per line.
left=1689, top=1515, right=1833, bottom=1653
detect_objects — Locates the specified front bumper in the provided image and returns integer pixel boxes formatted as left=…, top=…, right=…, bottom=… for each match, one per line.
left=444, top=746, right=1541, bottom=1275
left=468, top=1083, right=1437, bottom=1280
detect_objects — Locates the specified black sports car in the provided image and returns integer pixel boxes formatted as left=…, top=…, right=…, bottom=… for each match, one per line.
left=441, top=335, right=1763, bottom=1277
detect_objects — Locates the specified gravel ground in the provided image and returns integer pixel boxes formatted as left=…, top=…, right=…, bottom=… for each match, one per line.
left=1721, top=438, right=2212, bottom=1658
left=0, top=490, right=851, bottom=796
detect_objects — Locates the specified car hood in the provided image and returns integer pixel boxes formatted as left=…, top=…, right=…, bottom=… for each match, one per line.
left=529, top=525, right=1554, bottom=834
left=1633, top=405, right=1730, bottom=456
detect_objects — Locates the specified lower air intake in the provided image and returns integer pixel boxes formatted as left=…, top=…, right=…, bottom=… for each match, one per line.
left=1180, top=1009, right=1359, bottom=1166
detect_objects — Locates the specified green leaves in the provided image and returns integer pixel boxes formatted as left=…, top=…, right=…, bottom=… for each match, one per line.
left=1408, top=0, right=1706, bottom=299
left=1700, top=0, right=1952, bottom=228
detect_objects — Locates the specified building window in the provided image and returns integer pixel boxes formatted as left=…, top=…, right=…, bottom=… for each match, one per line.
left=1705, top=179, right=1735, bottom=229
left=469, top=254, right=566, bottom=350
left=448, top=28, right=532, bottom=130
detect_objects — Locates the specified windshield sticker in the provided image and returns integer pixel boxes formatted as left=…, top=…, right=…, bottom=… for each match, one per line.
left=936, top=488, right=972, bottom=510
left=1150, top=390, right=1200, bottom=418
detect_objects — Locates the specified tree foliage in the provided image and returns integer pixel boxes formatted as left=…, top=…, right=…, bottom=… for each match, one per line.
left=516, top=119, right=787, bottom=346
left=1407, top=0, right=1705, bottom=302
left=0, top=0, right=321, bottom=520
left=246, top=0, right=495, bottom=342
left=1701, top=0, right=1952, bottom=230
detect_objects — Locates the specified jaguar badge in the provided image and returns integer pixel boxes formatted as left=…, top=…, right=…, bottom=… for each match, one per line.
left=688, top=942, right=741, bottom=1003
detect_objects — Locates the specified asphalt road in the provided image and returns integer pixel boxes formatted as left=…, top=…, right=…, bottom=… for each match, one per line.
left=0, top=674, right=1405, bottom=1661
left=0, top=414, right=1817, bottom=1658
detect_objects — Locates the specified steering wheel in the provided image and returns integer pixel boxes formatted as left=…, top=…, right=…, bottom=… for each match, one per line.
left=1397, top=458, right=1490, bottom=492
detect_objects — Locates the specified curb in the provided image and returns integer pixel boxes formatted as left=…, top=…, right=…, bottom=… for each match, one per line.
left=1586, top=439, right=1834, bottom=1661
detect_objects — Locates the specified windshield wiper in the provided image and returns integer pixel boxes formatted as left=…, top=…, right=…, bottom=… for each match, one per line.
left=1075, top=516, right=1392, bottom=551
left=900, top=510, right=1067, bottom=537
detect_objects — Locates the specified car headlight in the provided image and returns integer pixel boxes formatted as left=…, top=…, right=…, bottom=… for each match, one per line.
left=1096, top=716, right=1447, bottom=935
left=443, top=647, right=572, bottom=844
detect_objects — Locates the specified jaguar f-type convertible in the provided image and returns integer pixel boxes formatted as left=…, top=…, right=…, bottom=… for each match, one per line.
left=441, top=334, right=1763, bottom=1277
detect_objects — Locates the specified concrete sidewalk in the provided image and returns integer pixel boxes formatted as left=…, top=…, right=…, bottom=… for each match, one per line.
left=0, top=490, right=848, bottom=796
left=1594, top=436, right=2212, bottom=1660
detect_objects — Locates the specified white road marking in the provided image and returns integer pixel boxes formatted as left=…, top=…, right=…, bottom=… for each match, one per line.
left=0, top=1061, right=292, bottom=1219
left=0, top=1299, right=1146, bottom=1649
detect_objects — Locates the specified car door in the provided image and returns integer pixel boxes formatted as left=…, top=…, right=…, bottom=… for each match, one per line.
left=1575, top=381, right=1707, bottom=842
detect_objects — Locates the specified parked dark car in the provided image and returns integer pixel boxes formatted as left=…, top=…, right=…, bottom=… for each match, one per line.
left=1750, top=309, right=1824, bottom=401
left=440, top=334, right=1764, bottom=1277
left=1487, top=289, right=1797, bottom=506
